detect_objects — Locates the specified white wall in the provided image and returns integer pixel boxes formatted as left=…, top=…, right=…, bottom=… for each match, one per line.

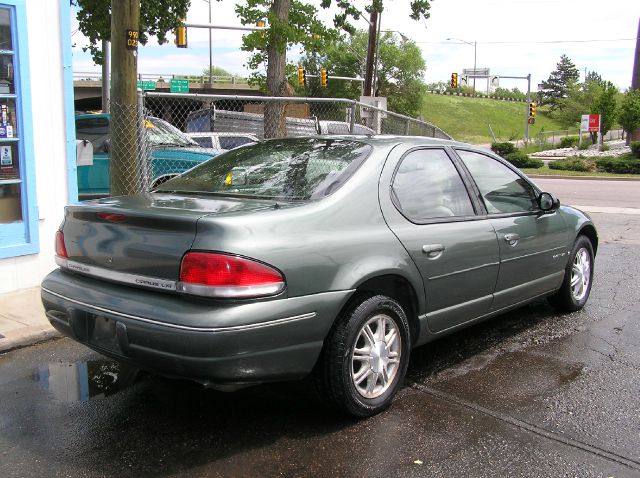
left=0, top=0, right=70, bottom=293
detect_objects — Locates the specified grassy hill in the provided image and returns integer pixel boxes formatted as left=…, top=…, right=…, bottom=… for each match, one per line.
left=420, top=93, right=565, bottom=145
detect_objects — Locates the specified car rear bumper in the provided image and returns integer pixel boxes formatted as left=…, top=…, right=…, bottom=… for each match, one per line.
left=41, top=269, right=352, bottom=387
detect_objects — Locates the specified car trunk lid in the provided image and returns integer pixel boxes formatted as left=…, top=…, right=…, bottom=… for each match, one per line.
left=60, top=193, right=277, bottom=284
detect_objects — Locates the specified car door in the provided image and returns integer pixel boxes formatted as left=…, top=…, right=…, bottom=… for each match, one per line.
left=380, top=146, right=500, bottom=333
left=75, top=116, right=110, bottom=197
left=454, top=148, right=569, bottom=311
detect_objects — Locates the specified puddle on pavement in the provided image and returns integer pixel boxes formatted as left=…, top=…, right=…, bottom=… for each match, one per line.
left=33, top=360, right=140, bottom=402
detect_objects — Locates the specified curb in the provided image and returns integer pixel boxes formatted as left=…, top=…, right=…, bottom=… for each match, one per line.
left=0, top=328, right=62, bottom=354
left=527, top=174, right=640, bottom=181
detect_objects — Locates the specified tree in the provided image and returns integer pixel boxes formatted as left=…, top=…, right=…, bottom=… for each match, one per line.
left=554, top=79, right=603, bottom=128
left=538, top=54, right=580, bottom=112
left=73, top=0, right=191, bottom=195
left=299, top=30, right=426, bottom=117
left=73, top=0, right=191, bottom=64
left=237, top=0, right=432, bottom=137
left=592, top=80, right=618, bottom=139
left=619, top=89, right=640, bottom=144
left=202, top=66, right=233, bottom=77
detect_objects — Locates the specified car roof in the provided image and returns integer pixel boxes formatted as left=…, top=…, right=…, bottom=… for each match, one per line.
left=260, top=135, right=468, bottom=150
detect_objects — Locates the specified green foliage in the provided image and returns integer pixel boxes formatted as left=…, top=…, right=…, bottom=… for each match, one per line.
left=595, top=155, right=640, bottom=174
left=559, top=136, right=579, bottom=148
left=202, top=66, right=233, bottom=77
left=505, top=152, right=543, bottom=169
left=538, top=54, right=580, bottom=112
left=619, top=89, right=640, bottom=136
left=73, top=0, right=191, bottom=64
left=549, top=158, right=593, bottom=172
left=594, top=81, right=618, bottom=136
left=553, top=79, right=602, bottom=127
left=300, top=30, right=426, bottom=116
left=492, top=87, right=526, bottom=101
left=491, top=142, right=517, bottom=156
left=630, top=141, right=640, bottom=158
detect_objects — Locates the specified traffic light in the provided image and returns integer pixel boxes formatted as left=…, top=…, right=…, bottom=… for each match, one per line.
left=320, top=68, right=328, bottom=88
left=297, top=66, right=306, bottom=87
left=529, top=101, right=537, bottom=117
left=256, top=20, right=266, bottom=38
left=175, top=19, right=187, bottom=48
left=451, top=72, right=458, bottom=88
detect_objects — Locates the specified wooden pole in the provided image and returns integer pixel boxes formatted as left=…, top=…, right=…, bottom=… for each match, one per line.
left=110, top=0, right=140, bottom=196
left=363, top=11, right=378, bottom=98
left=631, top=17, right=640, bottom=142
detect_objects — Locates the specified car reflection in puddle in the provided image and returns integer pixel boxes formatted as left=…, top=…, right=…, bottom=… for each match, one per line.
left=34, top=360, right=140, bottom=402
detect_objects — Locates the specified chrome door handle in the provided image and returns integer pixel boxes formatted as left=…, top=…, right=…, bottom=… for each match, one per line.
left=503, top=233, right=520, bottom=246
left=422, top=244, right=445, bottom=259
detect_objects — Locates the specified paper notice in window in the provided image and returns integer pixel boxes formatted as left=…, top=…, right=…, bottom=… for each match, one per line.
left=0, top=146, right=11, bottom=166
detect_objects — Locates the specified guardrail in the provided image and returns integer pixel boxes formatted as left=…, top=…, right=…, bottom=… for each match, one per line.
left=73, top=72, right=250, bottom=85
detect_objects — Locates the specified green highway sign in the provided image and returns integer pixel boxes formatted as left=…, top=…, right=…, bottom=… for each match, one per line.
left=170, top=79, right=189, bottom=93
left=136, top=80, right=156, bottom=91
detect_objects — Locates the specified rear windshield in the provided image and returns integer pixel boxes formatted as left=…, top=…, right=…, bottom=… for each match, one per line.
left=156, top=138, right=372, bottom=201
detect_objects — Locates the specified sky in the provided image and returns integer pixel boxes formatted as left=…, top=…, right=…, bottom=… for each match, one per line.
left=71, top=0, right=640, bottom=93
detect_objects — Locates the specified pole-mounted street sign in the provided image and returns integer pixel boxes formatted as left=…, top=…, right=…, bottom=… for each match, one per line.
left=136, top=80, right=156, bottom=91
left=170, top=79, right=189, bottom=93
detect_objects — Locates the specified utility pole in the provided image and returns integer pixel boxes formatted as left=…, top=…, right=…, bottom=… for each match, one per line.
left=363, top=10, right=378, bottom=97
left=631, top=17, right=640, bottom=142
left=110, top=0, right=140, bottom=196
left=101, top=39, right=110, bottom=113
left=208, top=0, right=213, bottom=84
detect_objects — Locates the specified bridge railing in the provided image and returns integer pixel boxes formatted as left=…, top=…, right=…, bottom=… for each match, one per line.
left=73, top=71, right=250, bottom=85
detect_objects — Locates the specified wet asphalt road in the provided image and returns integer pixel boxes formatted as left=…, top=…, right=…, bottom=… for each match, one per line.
left=2, top=213, right=640, bottom=477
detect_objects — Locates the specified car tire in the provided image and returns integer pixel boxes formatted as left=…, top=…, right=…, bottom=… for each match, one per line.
left=548, top=235, right=594, bottom=312
left=314, top=294, right=410, bottom=417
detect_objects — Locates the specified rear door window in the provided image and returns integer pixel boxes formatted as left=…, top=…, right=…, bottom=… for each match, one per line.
left=392, top=148, right=475, bottom=222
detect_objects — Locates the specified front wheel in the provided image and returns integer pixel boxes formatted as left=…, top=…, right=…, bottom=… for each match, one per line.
left=548, top=235, right=594, bottom=311
left=314, top=295, right=410, bottom=417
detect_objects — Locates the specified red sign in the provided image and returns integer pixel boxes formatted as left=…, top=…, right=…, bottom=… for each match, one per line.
left=587, top=114, right=600, bottom=132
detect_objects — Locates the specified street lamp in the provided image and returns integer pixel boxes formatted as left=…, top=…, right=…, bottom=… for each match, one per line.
left=447, top=37, right=477, bottom=94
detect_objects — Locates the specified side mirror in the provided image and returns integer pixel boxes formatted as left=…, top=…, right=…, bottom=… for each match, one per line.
left=102, top=138, right=111, bottom=154
left=538, top=191, right=560, bottom=212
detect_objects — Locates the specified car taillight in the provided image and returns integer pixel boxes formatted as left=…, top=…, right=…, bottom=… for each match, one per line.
left=177, top=252, right=285, bottom=298
left=55, top=231, right=68, bottom=258
left=54, top=231, right=69, bottom=268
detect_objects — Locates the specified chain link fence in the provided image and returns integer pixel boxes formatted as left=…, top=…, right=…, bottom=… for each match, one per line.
left=100, top=93, right=452, bottom=196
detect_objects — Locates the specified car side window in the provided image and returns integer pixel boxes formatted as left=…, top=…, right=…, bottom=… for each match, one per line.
left=392, top=149, right=475, bottom=221
left=192, top=137, right=213, bottom=148
left=219, top=136, right=255, bottom=150
left=76, top=117, right=110, bottom=154
left=456, top=149, right=537, bottom=214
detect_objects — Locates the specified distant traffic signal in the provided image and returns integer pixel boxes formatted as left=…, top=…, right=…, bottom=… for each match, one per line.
left=175, top=19, right=187, bottom=48
left=451, top=72, right=458, bottom=88
left=320, top=68, right=328, bottom=88
left=297, top=67, right=306, bottom=87
left=529, top=101, right=537, bottom=117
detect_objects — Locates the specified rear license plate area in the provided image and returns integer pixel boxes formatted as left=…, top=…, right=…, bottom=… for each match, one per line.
left=88, top=315, right=120, bottom=352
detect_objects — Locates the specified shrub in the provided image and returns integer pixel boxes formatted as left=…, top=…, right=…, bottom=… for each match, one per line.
left=631, top=141, right=640, bottom=158
left=599, top=143, right=610, bottom=152
left=559, top=136, right=579, bottom=148
left=595, top=156, right=640, bottom=174
left=491, top=142, right=517, bottom=156
left=549, top=158, right=593, bottom=172
left=577, top=141, right=591, bottom=150
left=505, top=152, right=544, bottom=169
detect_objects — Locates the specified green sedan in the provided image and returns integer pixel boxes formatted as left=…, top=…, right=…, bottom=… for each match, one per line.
left=42, top=136, right=597, bottom=417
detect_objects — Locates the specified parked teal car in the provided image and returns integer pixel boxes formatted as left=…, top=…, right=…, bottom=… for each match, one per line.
left=75, top=114, right=220, bottom=199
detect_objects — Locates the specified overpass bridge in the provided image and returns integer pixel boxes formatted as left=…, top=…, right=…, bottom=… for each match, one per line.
left=74, top=72, right=262, bottom=111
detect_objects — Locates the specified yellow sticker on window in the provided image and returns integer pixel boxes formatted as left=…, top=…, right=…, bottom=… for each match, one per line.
left=224, top=172, right=233, bottom=186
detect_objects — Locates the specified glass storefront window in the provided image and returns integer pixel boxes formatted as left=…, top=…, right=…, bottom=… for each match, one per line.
left=0, top=6, right=20, bottom=225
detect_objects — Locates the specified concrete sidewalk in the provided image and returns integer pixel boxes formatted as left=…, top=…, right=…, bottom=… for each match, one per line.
left=0, top=287, right=60, bottom=353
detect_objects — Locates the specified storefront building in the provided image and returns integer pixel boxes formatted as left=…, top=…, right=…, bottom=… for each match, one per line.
left=0, top=0, right=76, bottom=293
